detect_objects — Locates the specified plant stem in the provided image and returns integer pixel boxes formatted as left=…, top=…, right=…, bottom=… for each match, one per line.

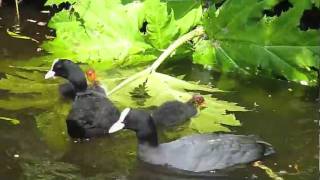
left=107, top=26, right=205, bottom=96
left=149, top=26, right=204, bottom=72
left=107, top=68, right=151, bottom=96
left=15, top=0, right=20, bottom=24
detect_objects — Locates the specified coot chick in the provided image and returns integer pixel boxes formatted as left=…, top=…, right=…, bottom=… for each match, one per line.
left=85, top=68, right=107, bottom=96
left=109, top=108, right=275, bottom=172
left=152, top=95, right=205, bottom=127
left=45, top=59, right=120, bottom=138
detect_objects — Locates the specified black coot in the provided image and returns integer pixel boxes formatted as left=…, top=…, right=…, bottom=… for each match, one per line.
left=45, top=59, right=119, bottom=138
left=109, top=108, right=275, bottom=172
left=152, top=95, right=205, bottom=127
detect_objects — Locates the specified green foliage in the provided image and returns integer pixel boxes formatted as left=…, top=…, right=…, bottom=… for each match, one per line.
left=43, top=0, right=319, bottom=84
left=102, top=68, right=245, bottom=132
left=203, top=0, right=320, bottom=85
left=42, top=1, right=152, bottom=69
left=144, top=0, right=178, bottom=49
left=192, top=39, right=216, bottom=68
left=45, top=0, right=77, bottom=6
left=42, top=0, right=202, bottom=69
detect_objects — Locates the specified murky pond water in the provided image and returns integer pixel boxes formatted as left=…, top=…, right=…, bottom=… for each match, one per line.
left=0, top=4, right=319, bottom=180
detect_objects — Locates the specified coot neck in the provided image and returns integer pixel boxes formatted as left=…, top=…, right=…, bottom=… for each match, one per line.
left=67, top=72, right=88, bottom=92
left=136, top=118, right=159, bottom=147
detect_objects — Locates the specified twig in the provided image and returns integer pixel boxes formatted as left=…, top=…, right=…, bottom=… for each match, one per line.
left=107, top=26, right=205, bottom=96
left=15, top=0, right=20, bottom=24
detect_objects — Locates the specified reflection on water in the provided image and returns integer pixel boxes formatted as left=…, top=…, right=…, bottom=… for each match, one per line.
left=0, top=61, right=318, bottom=180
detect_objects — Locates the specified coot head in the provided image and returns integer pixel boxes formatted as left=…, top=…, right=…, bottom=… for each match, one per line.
left=45, top=59, right=87, bottom=92
left=86, top=68, right=97, bottom=83
left=109, top=108, right=158, bottom=146
left=188, top=94, right=206, bottom=108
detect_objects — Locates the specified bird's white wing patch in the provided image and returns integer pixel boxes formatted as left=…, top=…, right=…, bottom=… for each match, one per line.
left=108, top=108, right=130, bottom=133
left=44, top=58, right=59, bottom=79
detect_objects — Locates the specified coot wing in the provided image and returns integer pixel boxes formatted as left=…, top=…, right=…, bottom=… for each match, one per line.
left=66, top=92, right=119, bottom=138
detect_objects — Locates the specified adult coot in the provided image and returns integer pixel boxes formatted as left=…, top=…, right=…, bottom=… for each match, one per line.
left=152, top=95, right=205, bottom=127
left=45, top=59, right=120, bottom=138
left=109, top=108, right=275, bottom=172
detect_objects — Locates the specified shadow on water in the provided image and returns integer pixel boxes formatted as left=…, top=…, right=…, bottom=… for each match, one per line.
left=0, top=2, right=319, bottom=180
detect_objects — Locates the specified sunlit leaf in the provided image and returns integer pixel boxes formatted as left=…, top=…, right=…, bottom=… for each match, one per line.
left=144, top=0, right=179, bottom=49
left=203, top=0, right=320, bottom=85
left=102, top=68, right=245, bottom=132
left=45, top=0, right=77, bottom=6
left=42, top=0, right=203, bottom=69
left=192, top=39, right=216, bottom=68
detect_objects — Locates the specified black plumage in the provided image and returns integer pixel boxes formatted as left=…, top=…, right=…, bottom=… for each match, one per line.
left=152, top=95, right=205, bottom=127
left=45, top=59, right=119, bottom=138
left=109, top=108, right=275, bottom=172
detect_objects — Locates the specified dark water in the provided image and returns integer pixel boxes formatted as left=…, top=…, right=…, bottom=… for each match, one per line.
left=0, top=60, right=318, bottom=180
left=0, top=4, right=319, bottom=180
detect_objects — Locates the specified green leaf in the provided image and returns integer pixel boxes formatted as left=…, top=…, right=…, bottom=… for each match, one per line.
left=42, top=0, right=204, bottom=69
left=102, top=68, right=245, bottom=132
left=167, top=0, right=203, bottom=35
left=42, top=0, right=154, bottom=69
left=190, top=95, right=245, bottom=133
left=312, top=0, right=320, bottom=7
left=144, top=0, right=179, bottom=49
left=203, top=0, right=320, bottom=85
left=192, top=39, right=216, bottom=68
left=45, top=0, right=77, bottom=6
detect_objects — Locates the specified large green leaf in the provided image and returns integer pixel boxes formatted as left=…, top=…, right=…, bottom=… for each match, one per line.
left=144, top=0, right=179, bottom=49
left=203, top=0, right=320, bottom=85
left=167, top=0, right=203, bottom=35
left=42, top=0, right=154, bottom=69
left=192, top=39, right=216, bottom=68
left=101, top=68, right=245, bottom=132
left=42, top=0, right=203, bottom=69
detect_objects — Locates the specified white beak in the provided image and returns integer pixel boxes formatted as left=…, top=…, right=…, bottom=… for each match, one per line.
left=109, top=108, right=131, bottom=133
left=45, top=70, right=55, bottom=79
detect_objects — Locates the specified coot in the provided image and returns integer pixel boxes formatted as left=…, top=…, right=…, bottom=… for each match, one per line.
left=45, top=59, right=120, bottom=138
left=109, top=108, right=275, bottom=172
left=85, top=68, right=107, bottom=96
left=152, top=95, right=205, bottom=127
